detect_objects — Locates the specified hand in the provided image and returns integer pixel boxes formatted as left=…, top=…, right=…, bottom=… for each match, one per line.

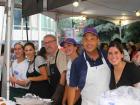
left=10, top=76, right=17, bottom=87
left=25, top=78, right=31, bottom=86
left=62, top=98, right=67, bottom=105
left=52, top=84, right=65, bottom=105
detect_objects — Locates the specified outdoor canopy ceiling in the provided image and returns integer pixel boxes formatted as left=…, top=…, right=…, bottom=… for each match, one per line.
left=0, top=0, right=140, bottom=25
left=42, top=0, right=140, bottom=25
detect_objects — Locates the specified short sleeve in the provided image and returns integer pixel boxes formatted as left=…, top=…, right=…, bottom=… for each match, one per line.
left=69, top=55, right=88, bottom=90
left=56, top=50, right=68, bottom=74
left=35, top=56, right=47, bottom=69
left=69, top=59, right=79, bottom=87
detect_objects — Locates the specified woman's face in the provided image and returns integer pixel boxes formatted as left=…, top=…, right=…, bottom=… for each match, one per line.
left=24, top=45, right=35, bottom=61
left=63, top=43, right=77, bottom=56
left=107, top=46, right=124, bottom=66
left=14, top=44, right=24, bottom=59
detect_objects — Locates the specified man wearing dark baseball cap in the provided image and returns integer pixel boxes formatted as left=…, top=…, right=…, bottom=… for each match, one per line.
left=68, top=26, right=111, bottom=105
left=83, top=26, right=98, bottom=37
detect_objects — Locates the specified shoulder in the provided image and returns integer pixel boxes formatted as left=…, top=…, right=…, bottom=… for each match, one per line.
left=12, top=60, right=18, bottom=66
left=125, top=62, right=140, bottom=71
left=126, top=62, right=136, bottom=67
left=100, top=49, right=107, bottom=58
left=71, top=52, right=87, bottom=71
left=35, top=55, right=46, bottom=62
left=57, top=50, right=67, bottom=59
left=58, top=49, right=66, bottom=55
left=35, top=55, right=46, bottom=66
left=73, top=52, right=86, bottom=64
left=100, top=49, right=112, bottom=68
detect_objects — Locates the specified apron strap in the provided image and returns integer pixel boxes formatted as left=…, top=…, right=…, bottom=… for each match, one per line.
left=55, top=50, right=59, bottom=64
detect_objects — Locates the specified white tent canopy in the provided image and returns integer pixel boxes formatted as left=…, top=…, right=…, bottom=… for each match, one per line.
left=42, top=0, right=140, bottom=26
left=1, top=0, right=140, bottom=25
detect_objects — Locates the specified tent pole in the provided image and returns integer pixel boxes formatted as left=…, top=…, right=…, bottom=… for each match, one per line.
left=1, top=0, right=14, bottom=100
left=21, top=18, right=24, bottom=40
left=38, top=14, right=42, bottom=50
left=119, top=26, right=122, bottom=40
left=25, top=17, right=29, bottom=42
left=0, top=7, right=5, bottom=55
left=55, top=13, right=59, bottom=45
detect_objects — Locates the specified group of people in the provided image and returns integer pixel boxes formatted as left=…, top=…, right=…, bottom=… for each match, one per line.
left=8, top=26, right=140, bottom=105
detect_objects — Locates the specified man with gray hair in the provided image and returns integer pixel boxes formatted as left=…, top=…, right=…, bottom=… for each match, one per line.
left=43, top=34, right=67, bottom=105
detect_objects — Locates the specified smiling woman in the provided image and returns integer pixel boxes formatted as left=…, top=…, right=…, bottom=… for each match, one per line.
left=9, top=42, right=29, bottom=101
left=23, top=42, right=52, bottom=98
left=108, top=41, right=140, bottom=89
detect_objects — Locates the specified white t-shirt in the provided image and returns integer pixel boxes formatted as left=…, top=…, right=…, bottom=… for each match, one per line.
left=10, top=59, right=29, bottom=89
left=66, top=60, right=72, bottom=86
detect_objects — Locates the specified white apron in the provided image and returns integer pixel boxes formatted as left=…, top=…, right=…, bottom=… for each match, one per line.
left=81, top=53, right=110, bottom=105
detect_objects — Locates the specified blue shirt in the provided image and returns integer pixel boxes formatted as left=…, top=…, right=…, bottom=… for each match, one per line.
left=69, top=49, right=110, bottom=90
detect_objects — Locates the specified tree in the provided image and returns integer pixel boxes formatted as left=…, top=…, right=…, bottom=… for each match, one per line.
left=124, top=21, right=140, bottom=43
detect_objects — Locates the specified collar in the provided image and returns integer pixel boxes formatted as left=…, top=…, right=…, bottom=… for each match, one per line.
left=85, top=49, right=103, bottom=61
left=48, top=49, right=59, bottom=58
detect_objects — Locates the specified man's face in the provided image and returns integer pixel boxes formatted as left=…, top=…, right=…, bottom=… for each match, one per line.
left=82, top=33, right=99, bottom=53
left=43, top=36, right=57, bottom=55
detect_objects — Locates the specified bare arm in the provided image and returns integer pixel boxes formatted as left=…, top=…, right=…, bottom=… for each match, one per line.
left=59, top=71, right=66, bottom=85
left=10, top=75, right=29, bottom=87
left=67, top=87, right=81, bottom=105
left=62, top=85, right=68, bottom=105
left=28, top=66, right=48, bottom=81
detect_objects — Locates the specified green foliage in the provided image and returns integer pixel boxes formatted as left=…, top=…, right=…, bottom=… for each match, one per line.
left=124, top=21, right=140, bottom=43
left=58, top=17, right=140, bottom=43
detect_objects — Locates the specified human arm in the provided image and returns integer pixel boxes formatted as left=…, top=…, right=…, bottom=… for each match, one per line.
left=134, top=82, right=140, bottom=88
left=28, top=56, right=48, bottom=81
left=52, top=51, right=67, bottom=104
left=67, top=58, right=81, bottom=105
left=9, top=75, right=16, bottom=87
left=67, top=87, right=80, bottom=105
left=130, top=63, right=140, bottom=84
left=62, top=85, right=68, bottom=105
left=28, top=66, right=48, bottom=81
left=51, top=71, right=66, bottom=105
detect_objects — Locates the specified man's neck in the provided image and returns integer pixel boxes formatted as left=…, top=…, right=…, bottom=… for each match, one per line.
left=86, top=49, right=99, bottom=60
left=49, top=48, right=59, bottom=57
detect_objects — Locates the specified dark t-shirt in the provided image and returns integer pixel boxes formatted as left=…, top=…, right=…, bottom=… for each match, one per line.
left=110, top=62, right=140, bottom=89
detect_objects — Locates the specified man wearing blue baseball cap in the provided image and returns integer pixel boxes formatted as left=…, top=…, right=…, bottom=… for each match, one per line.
left=68, top=26, right=111, bottom=105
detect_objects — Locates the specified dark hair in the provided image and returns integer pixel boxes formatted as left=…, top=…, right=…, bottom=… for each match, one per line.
left=24, top=42, right=35, bottom=50
left=113, top=38, right=122, bottom=44
left=38, top=47, right=46, bottom=59
left=109, top=41, right=124, bottom=54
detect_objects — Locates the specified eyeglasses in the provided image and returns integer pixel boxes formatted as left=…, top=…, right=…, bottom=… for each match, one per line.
left=44, top=40, right=56, bottom=45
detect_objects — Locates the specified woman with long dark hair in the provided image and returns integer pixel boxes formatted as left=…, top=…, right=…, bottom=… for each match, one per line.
left=24, top=42, right=51, bottom=98
left=107, top=41, right=140, bottom=89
